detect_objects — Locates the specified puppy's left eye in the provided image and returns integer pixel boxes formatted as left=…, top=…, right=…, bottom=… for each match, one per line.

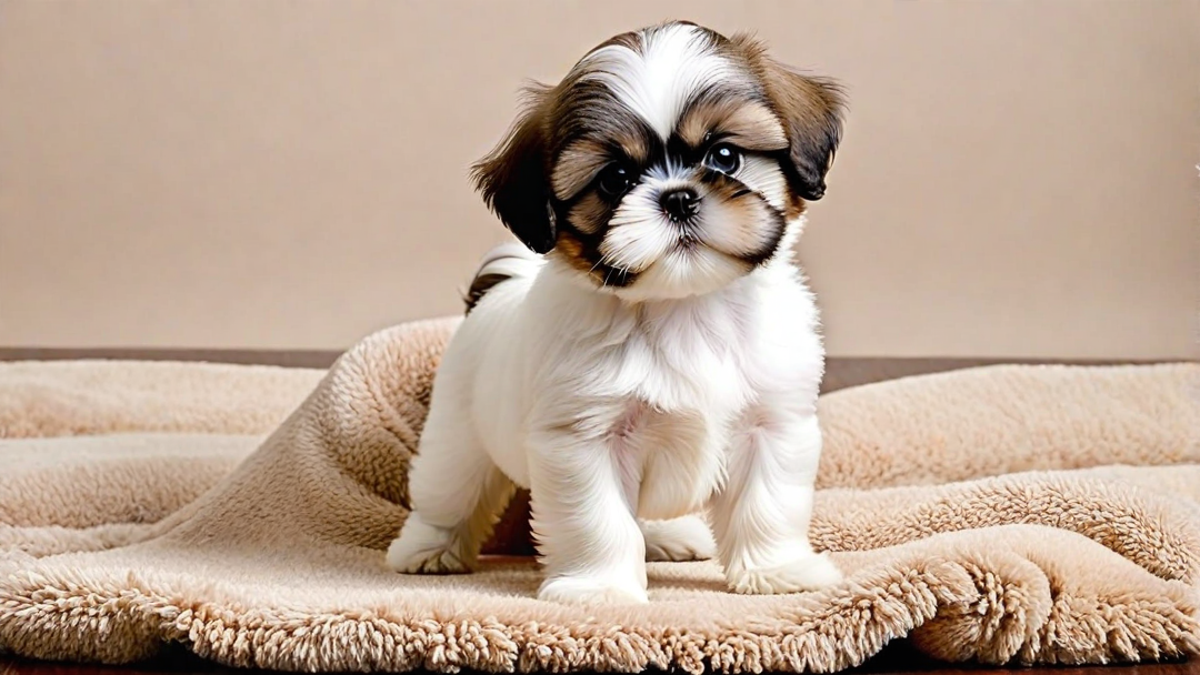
left=704, top=144, right=742, bottom=175
left=596, top=163, right=635, bottom=198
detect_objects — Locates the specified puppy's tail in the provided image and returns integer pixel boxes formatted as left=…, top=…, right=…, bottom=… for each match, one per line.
left=463, top=242, right=543, bottom=314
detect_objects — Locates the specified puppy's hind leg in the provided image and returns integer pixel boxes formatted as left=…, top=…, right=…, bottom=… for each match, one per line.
left=641, top=514, right=717, bottom=562
left=386, top=406, right=514, bottom=574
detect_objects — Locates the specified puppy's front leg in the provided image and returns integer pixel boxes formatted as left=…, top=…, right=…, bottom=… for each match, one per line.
left=709, top=404, right=842, bottom=595
left=528, top=419, right=648, bottom=605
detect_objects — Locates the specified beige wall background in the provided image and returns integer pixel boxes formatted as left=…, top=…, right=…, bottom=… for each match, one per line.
left=1, top=1, right=1197, bottom=358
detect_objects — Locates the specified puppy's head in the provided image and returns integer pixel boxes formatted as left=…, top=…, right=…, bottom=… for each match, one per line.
left=473, top=21, right=845, bottom=300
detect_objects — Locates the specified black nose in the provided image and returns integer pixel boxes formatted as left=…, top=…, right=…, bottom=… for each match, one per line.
left=660, top=188, right=700, bottom=222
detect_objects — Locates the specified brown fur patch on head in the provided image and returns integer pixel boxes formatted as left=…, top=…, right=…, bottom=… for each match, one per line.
left=728, top=32, right=846, bottom=201
left=567, top=192, right=611, bottom=235
left=552, top=139, right=610, bottom=201
left=614, top=130, right=650, bottom=167
left=677, top=97, right=788, bottom=153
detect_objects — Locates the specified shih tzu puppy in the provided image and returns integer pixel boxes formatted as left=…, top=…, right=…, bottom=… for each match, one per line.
left=387, top=20, right=845, bottom=604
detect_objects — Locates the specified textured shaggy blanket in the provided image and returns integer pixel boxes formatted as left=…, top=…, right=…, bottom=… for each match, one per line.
left=1, top=316, right=1198, bottom=673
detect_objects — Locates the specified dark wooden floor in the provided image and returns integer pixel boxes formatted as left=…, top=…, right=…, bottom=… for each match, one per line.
left=0, top=349, right=1193, bottom=675
left=0, top=346, right=1179, bottom=395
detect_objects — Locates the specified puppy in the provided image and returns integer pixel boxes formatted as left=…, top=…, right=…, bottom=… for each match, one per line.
left=388, top=20, right=845, bottom=605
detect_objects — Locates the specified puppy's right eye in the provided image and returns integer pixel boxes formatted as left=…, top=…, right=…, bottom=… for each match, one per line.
left=704, top=143, right=743, bottom=175
left=596, top=164, right=634, bottom=198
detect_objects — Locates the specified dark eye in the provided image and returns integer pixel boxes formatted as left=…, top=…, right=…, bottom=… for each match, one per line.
left=596, top=163, right=634, bottom=198
left=704, top=143, right=742, bottom=174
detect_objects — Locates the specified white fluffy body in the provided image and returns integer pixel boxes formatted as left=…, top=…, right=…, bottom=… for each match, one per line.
left=387, top=232, right=839, bottom=602
left=387, top=23, right=841, bottom=604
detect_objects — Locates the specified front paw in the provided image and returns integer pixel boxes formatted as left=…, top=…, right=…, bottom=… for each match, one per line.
left=386, top=517, right=471, bottom=575
left=727, top=553, right=843, bottom=595
left=538, top=576, right=649, bottom=605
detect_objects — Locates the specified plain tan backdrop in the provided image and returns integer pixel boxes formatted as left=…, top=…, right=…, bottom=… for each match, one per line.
left=1, top=1, right=1197, bottom=358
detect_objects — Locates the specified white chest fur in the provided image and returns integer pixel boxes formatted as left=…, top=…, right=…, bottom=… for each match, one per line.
left=543, top=299, right=752, bottom=519
left=484, top=255, right=824, bottom=518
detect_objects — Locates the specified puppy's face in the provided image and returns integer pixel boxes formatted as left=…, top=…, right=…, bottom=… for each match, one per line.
left=474, top=22, right=845, bottom=300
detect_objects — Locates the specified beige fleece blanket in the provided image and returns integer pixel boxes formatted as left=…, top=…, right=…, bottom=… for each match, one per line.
left=1, top=316, right=1198, bottom=673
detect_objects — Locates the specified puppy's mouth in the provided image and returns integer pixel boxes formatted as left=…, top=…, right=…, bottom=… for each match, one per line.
left=674, top=221, right=702, bottom=250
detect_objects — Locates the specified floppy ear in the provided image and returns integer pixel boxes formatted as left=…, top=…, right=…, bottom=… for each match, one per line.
left=738, top=37, right=846, bottom=201
left=766, top=68, right=845, bottom=201
left=471, top=87, right=557, bottom=254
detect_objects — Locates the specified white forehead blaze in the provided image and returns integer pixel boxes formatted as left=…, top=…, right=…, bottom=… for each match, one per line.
left=579, top=24, right=736, bottom=140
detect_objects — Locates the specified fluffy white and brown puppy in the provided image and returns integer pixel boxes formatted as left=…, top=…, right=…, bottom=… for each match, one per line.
left=387, top=21, right=846, bottom=604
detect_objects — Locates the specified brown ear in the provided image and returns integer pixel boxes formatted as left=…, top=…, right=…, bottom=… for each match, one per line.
left=736, top=36, right=846, bottom=201
left=470, top=86, right=557, bottom=254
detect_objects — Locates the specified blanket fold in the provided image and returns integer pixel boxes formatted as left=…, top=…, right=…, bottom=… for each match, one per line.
left=1, top=316, right=1197, bottom=672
